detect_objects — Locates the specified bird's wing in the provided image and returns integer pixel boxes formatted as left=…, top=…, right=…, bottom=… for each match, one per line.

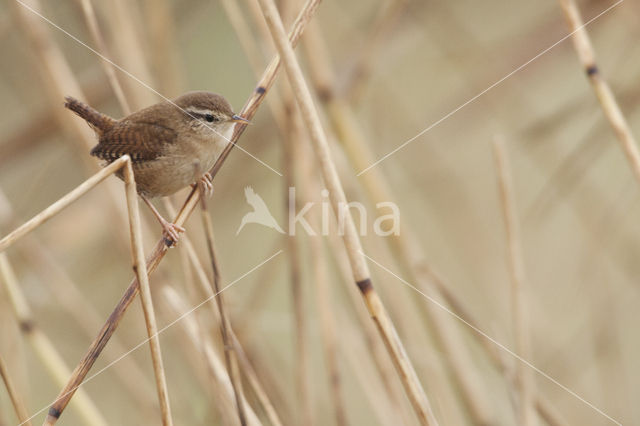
left=91, top=120, right=177, bottom=163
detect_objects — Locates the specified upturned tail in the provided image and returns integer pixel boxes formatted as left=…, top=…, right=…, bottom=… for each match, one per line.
left=64, top=96, right=116, bottom=134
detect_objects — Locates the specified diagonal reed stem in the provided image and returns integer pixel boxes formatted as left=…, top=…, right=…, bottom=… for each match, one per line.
left=0, top=353, right=32, bottom=426
left=0, top=156, right=130, bottom=253
left=200, top=197, right=248, bottom=426
left=559, top=0, right=640, bottom=184
left=41, top=0, right=323, bottom=421
left=0, top=254, right=107, bottom=426
left=255, top=0, right=438, bottom=423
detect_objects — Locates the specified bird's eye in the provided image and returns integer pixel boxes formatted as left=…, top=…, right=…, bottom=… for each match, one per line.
left=205, top=114, right=215, bottom=122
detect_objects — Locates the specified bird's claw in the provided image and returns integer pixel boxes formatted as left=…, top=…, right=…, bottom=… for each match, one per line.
left=192, top=173, right=214, bottom=197
left=161, top=221, right=185, bottom=247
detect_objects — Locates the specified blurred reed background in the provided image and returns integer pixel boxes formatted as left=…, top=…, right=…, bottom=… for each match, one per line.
left=0, top=0, right=639, bottom=425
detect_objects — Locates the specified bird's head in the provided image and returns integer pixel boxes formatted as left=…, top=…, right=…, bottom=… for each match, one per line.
left=175, top=91, right=249, bottom=139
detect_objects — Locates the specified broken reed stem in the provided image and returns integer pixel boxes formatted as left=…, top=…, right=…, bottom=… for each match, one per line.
left=200, top=198, right=248, bottom=426
left=492, top=138, right=536, bottom=426
left=559, top=0, right=640, bottom=183
left=0, top=156, right=129, bottom=253
left=77, top=0, right=131, bottom=115
left=121, top=161, right=173, bottom=426
left=42, top=0, right=323, bottom=420
left=160, top=287, right=262, bottom=426
left=255, top=0, right=437, bottom=424
left=0, top=254, right=107, bottom=426
left=0, top=353, right=31, bottom=426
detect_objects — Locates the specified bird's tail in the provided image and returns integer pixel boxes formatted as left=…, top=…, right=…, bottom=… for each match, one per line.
left=64, top=96, right=116, bottom=134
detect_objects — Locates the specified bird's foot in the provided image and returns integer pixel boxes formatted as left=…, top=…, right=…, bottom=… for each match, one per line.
left=192, top=172, right=214, bottom=197
left=160, top=218, right=185, bottom=247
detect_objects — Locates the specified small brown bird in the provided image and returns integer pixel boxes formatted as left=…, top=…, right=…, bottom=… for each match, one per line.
left=64, top=91, right=248, bottom=244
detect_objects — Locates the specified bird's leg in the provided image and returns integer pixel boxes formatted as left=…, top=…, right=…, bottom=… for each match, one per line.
left=141, top=195, right=185, bottom=246
left=191, top=172, right=214, bottom=197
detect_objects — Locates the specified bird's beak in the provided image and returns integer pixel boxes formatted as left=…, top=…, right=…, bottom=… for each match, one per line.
left=231, top=114, right=251, bottom=124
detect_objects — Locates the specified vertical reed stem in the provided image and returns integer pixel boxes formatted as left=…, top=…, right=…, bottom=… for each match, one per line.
left=255, top=0, right=438, bottom=423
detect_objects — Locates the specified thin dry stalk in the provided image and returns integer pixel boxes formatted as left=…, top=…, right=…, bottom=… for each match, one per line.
left=492, top=138, right=536, bottom=426
left=295, top=124, right=347, bottom=426
left=160, top=287, right=262, bottom=426
left=11, top=0, right=129, bottom=229
left=310, top=233, right=347, bottom=426
left=0, top=156, right=129, bottom=253
left=200, top=199, right=248, bottom=426
left=77, top=0, right=131, bottom=114
left=162, top=200, right=284, bottom=426
left=121, top=161, right=173, bottom=426
left=342, top=0, right=408, bottom=102
left=559, top=0, right=640, bottom=183
left=282, top=103, right=313, bottom=426
left=0, top=353, right=31, bottom=426
left=105, top=0, right=156, bottom=108
left=142, top=0, right=184, bottom=96
left=0, top=254, right=107, bottom=426
left=255, top=0, right=438, bottom=423
left=43, top=0, right=323, bottom=420
left=302, top=17, right=573, bottom=424
left=0, top=187, right=157, bottom=411
left=327, top=231, right=412, bottom=424
left=417, top=265, right=569, bottom=426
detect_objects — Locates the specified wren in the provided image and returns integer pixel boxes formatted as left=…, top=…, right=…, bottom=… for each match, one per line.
left=64, top=91, right=248, bottom=245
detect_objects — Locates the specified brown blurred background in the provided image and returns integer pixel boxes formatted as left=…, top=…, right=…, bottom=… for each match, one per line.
left=1, top=0, right=639, bottom=425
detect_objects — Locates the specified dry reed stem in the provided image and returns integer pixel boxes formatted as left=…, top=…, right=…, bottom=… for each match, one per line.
left=281, top=102, right=313, bottom=426
left=256, top=0, right=438, bottom=423
left=0, top=76, right=111, bottom=168
left=11, top=0, right=129, bottom=228
left=215, top=11, right=314, bottom=416
left=200, top=200, right=248, bottom=426
left=301, top=20, right=494, bottom=425
left=0, top=254, right=107, bottom=426
left=417, top=265, right=570, bottom=426
left=305, top=19, right=568, bottom=423
left=43, top=0, right=322, bottom=419
left=342, top=0, right=408, bottom=103
left=160, top=287, right=262, bottom=426
left=304, top=184, right=348, bottom=426
left=492, top=138, right=536, bottom=426
left=77, top=0, right=132, bottom=115
left=162, top=200, right=284, bottom=426
left=0, top=156, right=129, bottom=253
left=121, top=161, right=174, bottom=426
left=559, top=0, right=640, bottom=183
left=142, top=0, right=184, bottom=96
left=292, top=106, right=348, bottom=425
left=327, top=230, right=413, bottom=424
left=74, top=4, right=174, bottom=419
left=0, top=187, right=157, bottom=411
left=0, top=353, right=31, bottom=426
left=106, top=0, right=156, bottom=109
